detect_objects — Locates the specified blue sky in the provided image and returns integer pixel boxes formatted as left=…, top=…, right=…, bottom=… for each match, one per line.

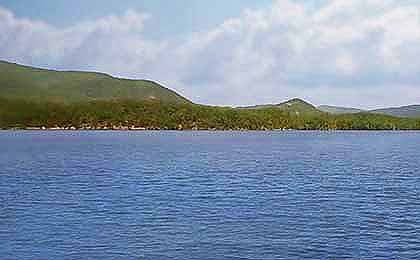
left=0, top=0, right=420, bottom=108
left=0, top=0, right=276, bottom=38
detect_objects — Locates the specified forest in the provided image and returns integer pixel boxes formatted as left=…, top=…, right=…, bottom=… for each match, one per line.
left=1, top=98, right=420, bottom=130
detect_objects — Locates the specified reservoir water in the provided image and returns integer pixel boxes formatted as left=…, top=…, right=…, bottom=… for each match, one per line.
left=1, top=131, right=419, bottom=259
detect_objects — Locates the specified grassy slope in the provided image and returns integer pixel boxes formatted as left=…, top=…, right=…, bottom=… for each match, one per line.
left=371, top=105, right=420, bottom=118
left=0, top=60, right=191, bottom=104
left=239, top=98, right=323, bottom=116
left=276, top=98, right=322, bottom=116
left=318, top=105, right=420, bottom=118
left=318, top=105, right=365, bottom=114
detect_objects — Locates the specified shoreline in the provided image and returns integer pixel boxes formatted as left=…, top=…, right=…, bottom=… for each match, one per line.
left=1, top=128, right=419, bottom=132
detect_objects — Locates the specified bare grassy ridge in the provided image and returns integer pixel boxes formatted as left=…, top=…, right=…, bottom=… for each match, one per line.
left=0, top=60, right=190, bottom=104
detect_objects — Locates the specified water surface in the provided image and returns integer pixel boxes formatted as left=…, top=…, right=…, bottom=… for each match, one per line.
left=1, top=131, right=420, bottom=259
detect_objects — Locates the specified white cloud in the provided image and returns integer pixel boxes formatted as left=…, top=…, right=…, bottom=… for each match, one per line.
left=0, top=7, right=163, bottom=78
left=171, top=0, right=420, bottom=107
left=1, top=1, right=420, bottom=108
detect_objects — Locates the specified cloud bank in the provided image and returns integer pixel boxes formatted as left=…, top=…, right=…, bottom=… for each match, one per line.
left=1, top=0, right=420, bottom=108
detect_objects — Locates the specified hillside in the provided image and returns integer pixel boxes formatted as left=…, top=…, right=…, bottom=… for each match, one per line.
left=0, top=60, right=191, bottom=104
left=318, top=104, right=420, bottom=119
left=318, top=105, right=365, bottom=114
left=239, top=98, right=322, bottom=116
left=371, top=105, right=420, bottom=118
left=1, top=61, right=420, bottom=130
left=1, top=98, right=419, bottom=130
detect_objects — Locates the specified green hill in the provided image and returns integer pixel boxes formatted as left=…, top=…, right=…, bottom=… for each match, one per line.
left=239, top=98, right=322, bottom=116
left=1, top=61, right=420, bottom=130
left=318, top=105, right=365, bottom=114
left=0, top=60, right=191, bottom=104
left=319, top=104, right=420, bottom=118
left=371, top=105, right=420, bottom=118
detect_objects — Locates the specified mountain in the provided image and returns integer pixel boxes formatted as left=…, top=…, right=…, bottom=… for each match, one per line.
left=0, top=60, right=191, bottom=104
left=239, top=98, right=322, bottom=116
left=318, top=105, right=365, bottom=114
left=371, top=105, right=420, bottom=118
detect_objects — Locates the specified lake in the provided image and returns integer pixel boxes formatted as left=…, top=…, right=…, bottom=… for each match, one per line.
left=1, top=131, right=420, bottom=259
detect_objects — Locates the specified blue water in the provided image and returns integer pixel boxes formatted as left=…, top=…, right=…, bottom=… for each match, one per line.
left=1, top=131, right=420, bottom=260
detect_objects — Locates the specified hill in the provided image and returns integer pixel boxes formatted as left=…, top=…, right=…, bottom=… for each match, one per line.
left=371, top=105, right=420, bottom=118
left=318, top=105, right=365, bottom=114
left=318, top=104, right=420, bottom=118
left=239, top=98, right=322, bottom=116
left=1, top=61, right=420, bottom=130
left=0, top=60, right=191, bottom=104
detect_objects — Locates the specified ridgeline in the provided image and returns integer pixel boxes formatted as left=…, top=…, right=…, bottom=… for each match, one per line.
left=1, top=60, right=420, bottom=130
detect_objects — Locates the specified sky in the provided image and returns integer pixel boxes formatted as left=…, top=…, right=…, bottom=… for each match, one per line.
left=1, top=0, right=420, bottom=109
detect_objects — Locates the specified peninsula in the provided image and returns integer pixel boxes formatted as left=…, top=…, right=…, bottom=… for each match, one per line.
left=1, top=60, right=420, bottom=130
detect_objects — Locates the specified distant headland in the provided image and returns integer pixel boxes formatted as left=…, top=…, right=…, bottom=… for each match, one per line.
left=1, top=60, right=420, bottom=130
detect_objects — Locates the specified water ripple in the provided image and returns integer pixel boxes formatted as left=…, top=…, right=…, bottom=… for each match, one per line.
left=0, top=131, right=420, bottom=259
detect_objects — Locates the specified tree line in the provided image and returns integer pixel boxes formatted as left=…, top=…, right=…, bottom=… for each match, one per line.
left=1, top=98, right=420, bottom=130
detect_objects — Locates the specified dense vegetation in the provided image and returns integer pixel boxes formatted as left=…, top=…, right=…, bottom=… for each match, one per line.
left=1, top=60, right=420, bottom=130
left=1, top=98, right=420, bottom=130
